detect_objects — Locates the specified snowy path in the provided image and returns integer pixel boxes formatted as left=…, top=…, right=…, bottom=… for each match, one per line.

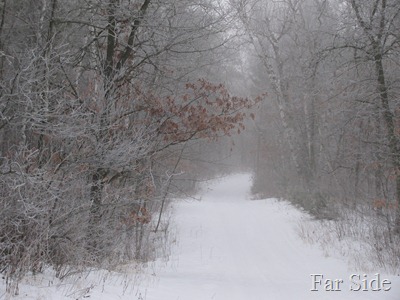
left=2, top=173, right=398, bottom=299
left=145, top=173, right=400, bottom=300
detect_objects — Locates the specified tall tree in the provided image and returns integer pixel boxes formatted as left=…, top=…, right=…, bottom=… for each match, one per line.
left=0, top=0, right=256, bottom=285
left=339, top=0, right=400, bottom=232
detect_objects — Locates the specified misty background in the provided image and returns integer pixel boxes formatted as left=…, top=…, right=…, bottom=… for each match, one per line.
left=0, top=0, right=399, bottom=292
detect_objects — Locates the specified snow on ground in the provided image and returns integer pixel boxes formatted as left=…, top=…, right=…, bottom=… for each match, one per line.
left=0, top=263, right=145, bottom=300
left=2, top=173, right=399, bottom=299
left=142, top=173, right=400, bottom=300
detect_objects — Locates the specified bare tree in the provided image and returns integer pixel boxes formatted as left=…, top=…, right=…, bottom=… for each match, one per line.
left=0, top=0, right=257, bottom=289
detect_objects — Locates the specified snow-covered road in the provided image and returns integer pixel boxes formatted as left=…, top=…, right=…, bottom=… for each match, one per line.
left=145, top=173, right=400, bottom=300
left=3, top=173, right=398, bottom=299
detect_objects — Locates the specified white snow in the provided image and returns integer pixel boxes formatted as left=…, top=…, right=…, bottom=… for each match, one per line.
left=2, top=173, right=399, bottom=299
left=143, top=173, right=400, bottom=300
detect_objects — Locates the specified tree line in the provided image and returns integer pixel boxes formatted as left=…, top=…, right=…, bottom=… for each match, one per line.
left=0, top=0, right=257, bottom=289
left=1, top=0, right=399, bottom=289
left=234, top=0, right=400, bottom=264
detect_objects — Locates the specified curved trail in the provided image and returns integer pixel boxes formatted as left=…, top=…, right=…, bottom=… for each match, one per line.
left=145, top=174, right=399, bottom=300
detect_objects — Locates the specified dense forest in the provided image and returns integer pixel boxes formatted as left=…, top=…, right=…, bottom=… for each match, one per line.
left=241, top=0, right=400, bottom=273
left=0, top=0, right=399, bottom=290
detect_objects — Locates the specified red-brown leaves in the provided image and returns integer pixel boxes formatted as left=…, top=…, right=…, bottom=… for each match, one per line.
left=91, top=78, right=261, bottom=150
left=147, top=79, right=259, bottom=144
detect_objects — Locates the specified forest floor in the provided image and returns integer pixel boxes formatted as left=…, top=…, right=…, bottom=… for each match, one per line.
left=2, top=173, right=399, bottom=299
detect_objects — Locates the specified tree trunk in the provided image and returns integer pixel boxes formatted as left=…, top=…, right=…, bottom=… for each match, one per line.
left=374, top=50, right=400, bottom=233
left=87, top=169, right=105, bottom=258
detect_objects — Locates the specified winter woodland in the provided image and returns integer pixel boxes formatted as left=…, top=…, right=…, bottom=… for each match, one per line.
left=0, top=0, right=399, bottom=297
